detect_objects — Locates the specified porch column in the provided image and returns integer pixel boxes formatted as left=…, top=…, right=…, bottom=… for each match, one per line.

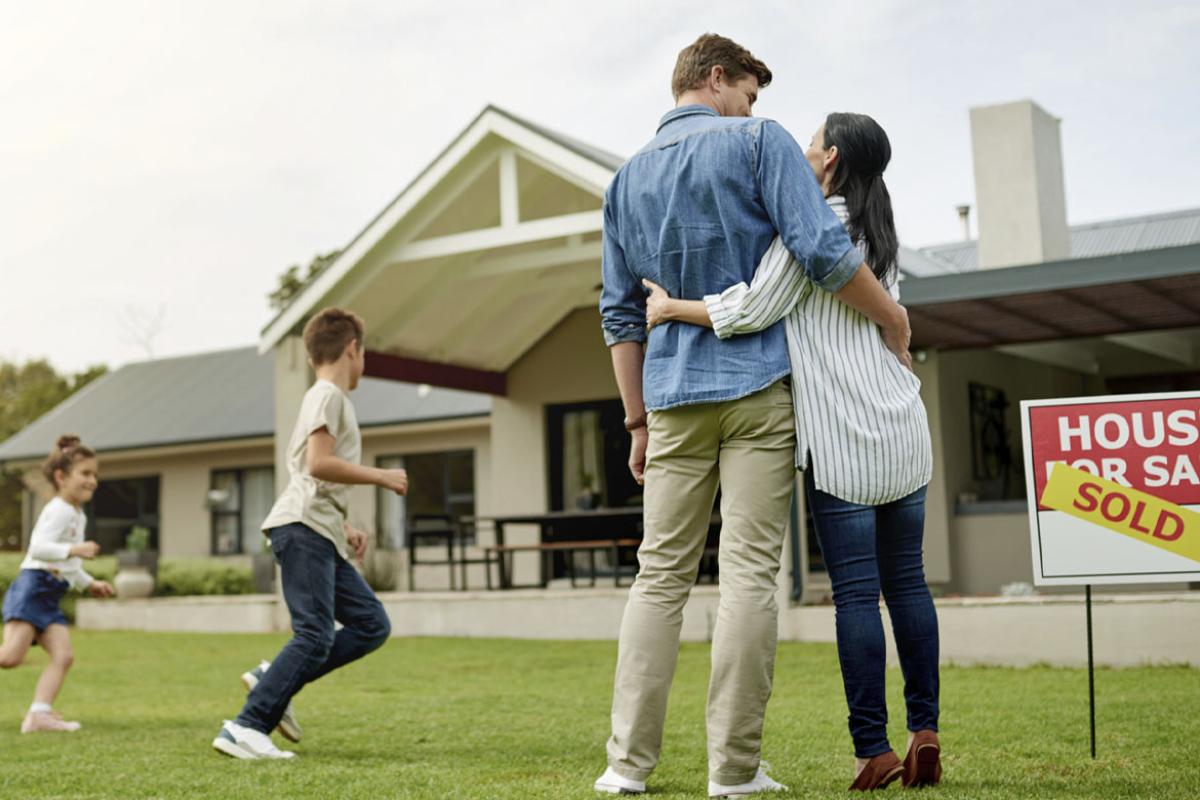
left=273, top=335, right=312, bottom=496
left=917, top=351, right=952, bottom=586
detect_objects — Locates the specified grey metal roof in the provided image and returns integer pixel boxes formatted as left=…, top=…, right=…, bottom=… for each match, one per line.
left=0, top=347, right=491, bottom=464
left=919, top=206, right=1200, bottom=272
left=897, top=246, right=960, bottom=278
left=900, top=242, right=1200, bottom=307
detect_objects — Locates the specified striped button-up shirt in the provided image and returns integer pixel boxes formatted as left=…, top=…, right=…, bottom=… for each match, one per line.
left=704, top=196, right=933, bottom=505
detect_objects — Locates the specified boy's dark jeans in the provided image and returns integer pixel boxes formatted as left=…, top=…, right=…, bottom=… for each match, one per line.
left=805, top=473, right=940, bottom=758
left=236, top=523, right=391, bottom=734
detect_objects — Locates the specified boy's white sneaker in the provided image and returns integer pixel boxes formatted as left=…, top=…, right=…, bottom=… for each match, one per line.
left=709, top=766, right=788, bottom=797
left=212, top=720, right=296, bottom=760
left=241, top=660, right=302, bottom=743
left=594, top=766, right=646, bottom=794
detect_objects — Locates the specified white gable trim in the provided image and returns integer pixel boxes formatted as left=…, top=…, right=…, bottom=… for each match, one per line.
left=259, top=107, right=616, bottom=353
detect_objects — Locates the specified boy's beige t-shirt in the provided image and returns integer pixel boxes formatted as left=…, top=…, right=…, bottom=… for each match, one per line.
left=262, top=379, right=361, bottom=560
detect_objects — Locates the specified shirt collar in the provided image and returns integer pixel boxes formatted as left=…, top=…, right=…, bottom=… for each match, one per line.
left=657, top=104, right=718, bottom=132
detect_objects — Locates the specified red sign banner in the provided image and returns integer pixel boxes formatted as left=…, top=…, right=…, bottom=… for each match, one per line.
left=1028, top=396, right=1200, bottom=510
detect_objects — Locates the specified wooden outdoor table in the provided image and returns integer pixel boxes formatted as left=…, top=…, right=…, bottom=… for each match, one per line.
left=468, top=507, right=720, bottom=589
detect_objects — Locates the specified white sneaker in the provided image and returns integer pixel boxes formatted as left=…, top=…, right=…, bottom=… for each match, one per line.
left=708, top=766, right=788, bottom=797
left=594, top=766, right=646, bottom=794
left=241, top=660, right=302, bottom=743
left=212, top=720, right=296, bottom=760
left=20, top=711, right=81, bottom=734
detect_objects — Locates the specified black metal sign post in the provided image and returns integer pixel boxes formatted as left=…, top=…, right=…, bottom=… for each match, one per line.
left=1086, top=584, right=1096, bottom=759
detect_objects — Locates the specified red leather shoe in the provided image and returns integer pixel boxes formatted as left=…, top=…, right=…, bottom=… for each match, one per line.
left=902, top=730, right=942, bottom=788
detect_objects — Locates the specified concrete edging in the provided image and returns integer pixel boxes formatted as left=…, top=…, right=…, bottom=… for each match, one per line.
left=74, top=590, right=1200, bottom=668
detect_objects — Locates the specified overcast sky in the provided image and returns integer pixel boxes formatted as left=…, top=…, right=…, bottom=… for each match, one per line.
left=2, top=0, right=1197, bottom=373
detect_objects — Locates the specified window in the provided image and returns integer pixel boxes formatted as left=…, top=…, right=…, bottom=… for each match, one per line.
left=547, top=400, right=642, bottom=511
left=376, top=451, right=475, bottom=549
left=968, top=382, right=1015, bottom=499
left=86, top=476, right=160, bottom=553
left=209, top=468, right=274, bottom=555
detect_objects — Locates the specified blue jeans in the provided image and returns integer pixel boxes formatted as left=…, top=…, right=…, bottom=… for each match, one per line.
left=805, top=473, right=939, bottom=757
left=236, top=523, right=391, bottom=734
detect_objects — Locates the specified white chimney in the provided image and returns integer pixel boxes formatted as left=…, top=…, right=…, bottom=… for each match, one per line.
left=969, top=100, right=1069, bottom=269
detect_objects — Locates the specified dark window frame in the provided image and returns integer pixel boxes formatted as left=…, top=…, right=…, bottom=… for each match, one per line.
left=546, top=398, right=642, bottom=512
left=209, top=467, right=273, bottom=556
left=84, top=474, right=161, bottom=552
left=375, top=449, right=476, bottom=549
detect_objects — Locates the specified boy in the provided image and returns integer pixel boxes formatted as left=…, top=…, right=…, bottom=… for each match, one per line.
left=213, top=308, right=408, bottom=760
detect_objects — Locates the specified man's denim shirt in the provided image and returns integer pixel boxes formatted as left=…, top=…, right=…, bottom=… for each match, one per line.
left=600, top=105, right=863, bottom=412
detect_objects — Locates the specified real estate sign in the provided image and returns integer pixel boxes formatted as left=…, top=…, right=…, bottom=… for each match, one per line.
left=1022, top=392, right=1200, bottom=586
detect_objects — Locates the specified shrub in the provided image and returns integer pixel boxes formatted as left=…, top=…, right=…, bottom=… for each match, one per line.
left=154, top=559, right=253, bottom=597
left=0, top=555, right=251, bottom=622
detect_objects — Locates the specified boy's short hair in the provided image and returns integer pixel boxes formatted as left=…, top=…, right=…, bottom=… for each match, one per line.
left=671, top=33, right=772, bottom=100
left=303, top=308, right=366, bottom=366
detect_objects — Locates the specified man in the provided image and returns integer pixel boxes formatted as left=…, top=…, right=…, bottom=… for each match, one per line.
left=595, top=34, right=910, bottom=797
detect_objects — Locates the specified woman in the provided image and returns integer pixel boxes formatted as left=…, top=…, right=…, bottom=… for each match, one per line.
left=643, top=112, right=942, bottom=791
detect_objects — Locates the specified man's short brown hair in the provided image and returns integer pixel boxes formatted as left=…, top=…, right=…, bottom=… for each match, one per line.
left=303, top=307, right=365, bottom=366
left=671, top=34, right=772, bottom=100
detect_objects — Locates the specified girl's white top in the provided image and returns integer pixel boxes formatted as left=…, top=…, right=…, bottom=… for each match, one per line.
left=703, top=195, right=933, bottom=505
left=20, top=496, right=94, bottom=590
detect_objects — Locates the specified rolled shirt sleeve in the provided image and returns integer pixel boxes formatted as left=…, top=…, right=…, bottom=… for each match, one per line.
left=754, top=120, right=864, bottom=293
left=703, top=237, right=810, bottom=340
left=599, top=194, right=648, bottom=347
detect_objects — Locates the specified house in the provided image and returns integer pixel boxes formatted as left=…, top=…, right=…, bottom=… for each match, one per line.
left=4, top=100, right=1199, bottom=598
left=0, top=347, right=489, bottom=582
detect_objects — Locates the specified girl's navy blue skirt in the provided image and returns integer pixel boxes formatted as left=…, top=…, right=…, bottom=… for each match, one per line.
left=3, top=569, right=70, bottom=632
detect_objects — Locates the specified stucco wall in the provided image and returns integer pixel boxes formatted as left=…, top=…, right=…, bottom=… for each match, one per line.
left=16, top=419, right=491, bottom=560
left=934, top=347, right=1108, bottom=593
left=489, top=306, right=618, bottom=518
left=18, top=441, right=272, bottom=558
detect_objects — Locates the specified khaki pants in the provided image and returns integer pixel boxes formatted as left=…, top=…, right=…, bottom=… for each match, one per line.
left=606, top=380, right=796, bottom=785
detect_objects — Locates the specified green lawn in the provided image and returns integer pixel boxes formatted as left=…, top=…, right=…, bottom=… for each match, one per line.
left=0, top=632, right=1193, bottom=799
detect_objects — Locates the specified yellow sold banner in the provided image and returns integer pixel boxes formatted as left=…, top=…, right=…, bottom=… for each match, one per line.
left=1040, top=464, right=1200, bottom=566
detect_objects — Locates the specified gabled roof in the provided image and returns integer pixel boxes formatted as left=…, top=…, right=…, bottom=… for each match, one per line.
left=490, top=106, right=624, bottom=172
left=918, top=206, right=1200, bottom=272
left=259, top=105, right=619, bottom=355
left=0, top=347, right=491, bottom=464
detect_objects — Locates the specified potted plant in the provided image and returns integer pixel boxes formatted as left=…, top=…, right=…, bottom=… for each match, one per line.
left=114, top=525, right=158, bottom=599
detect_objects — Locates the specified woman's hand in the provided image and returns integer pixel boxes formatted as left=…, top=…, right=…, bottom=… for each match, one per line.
left=643, top=279, right=674, bottom=330
left=881, top=305, right=913, bottom=371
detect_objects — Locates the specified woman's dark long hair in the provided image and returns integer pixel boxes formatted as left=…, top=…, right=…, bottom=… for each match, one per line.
left=823, top=112, right=899, bottom=286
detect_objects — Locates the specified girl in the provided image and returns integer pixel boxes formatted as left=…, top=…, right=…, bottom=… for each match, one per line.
left=643, top=113, right=942, bottom=791
left=0, top=435, right=114, bottom=733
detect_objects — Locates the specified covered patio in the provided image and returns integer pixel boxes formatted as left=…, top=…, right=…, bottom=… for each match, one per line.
left=260, top=106, right=642, bottom=591
left=899, top=240, right=1200, bottom=595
